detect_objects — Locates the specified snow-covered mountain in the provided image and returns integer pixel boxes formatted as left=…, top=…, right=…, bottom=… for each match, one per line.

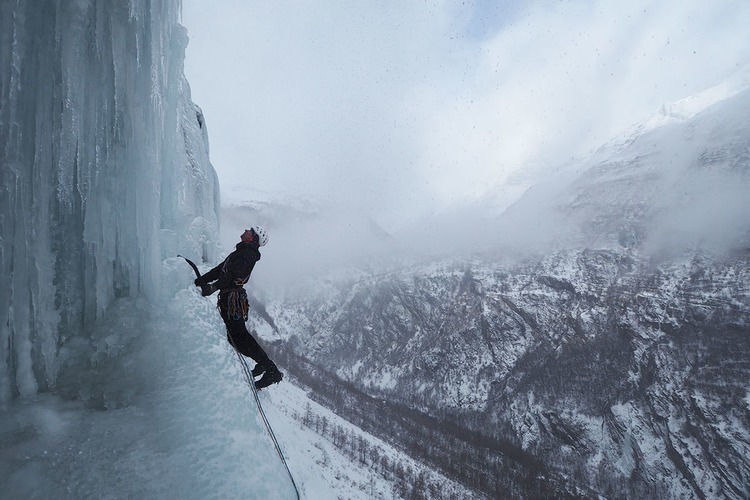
left=255, top=82, right=750, bottom=498
left=493, top=82, right=750, bottom=258
left=262, top=373, right=478, bottom=499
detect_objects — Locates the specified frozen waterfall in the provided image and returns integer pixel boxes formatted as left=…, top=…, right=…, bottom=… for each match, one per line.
left=0, top=0, right=219, bottom=401
left=1, top=1, right=295, bottom=497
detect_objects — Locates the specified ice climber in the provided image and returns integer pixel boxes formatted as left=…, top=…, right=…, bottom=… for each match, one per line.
left=194, top=226, right=283, bottom=390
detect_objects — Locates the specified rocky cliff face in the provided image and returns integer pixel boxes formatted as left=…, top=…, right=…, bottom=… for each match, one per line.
left=265, top=250, right=750, bottom=498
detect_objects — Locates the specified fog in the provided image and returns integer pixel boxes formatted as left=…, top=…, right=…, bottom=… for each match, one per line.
left=643, top=173, right=750, bottom=260
left=182, top=1, right=750, bottom=286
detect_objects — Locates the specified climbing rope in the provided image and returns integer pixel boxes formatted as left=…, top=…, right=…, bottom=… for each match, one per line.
left=229, top=345, right=301, bottom=500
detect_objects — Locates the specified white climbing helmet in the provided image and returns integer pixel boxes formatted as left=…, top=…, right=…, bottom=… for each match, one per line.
left=251, top=225, right=269, bottom=247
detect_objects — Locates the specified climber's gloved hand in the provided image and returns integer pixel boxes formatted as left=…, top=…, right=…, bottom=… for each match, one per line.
left=194, top=275, right=208, bottom=287
left=200, top=283, right=217, bottom=296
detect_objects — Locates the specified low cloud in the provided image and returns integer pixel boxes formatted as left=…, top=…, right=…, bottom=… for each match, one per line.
left=183, top=0, right=750, bottom=239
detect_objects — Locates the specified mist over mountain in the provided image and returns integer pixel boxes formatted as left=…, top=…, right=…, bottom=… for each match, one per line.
left=243, top=77, right=750, bottom=277
left=221, top=199, right=400, bottom=293
left=249, top=77, right=750, bottom=498
left=395, top=77, right=750, bottom=262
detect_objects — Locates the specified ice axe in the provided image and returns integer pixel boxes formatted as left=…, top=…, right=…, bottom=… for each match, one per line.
left=178, top=254, right=201, bottom=280
left=179, top=255, right=219, bottom=296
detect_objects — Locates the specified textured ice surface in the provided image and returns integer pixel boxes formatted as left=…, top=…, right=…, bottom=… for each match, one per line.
left=0, top=0, right=220, bottom=401
left=1, top=260, right=295, bottom=498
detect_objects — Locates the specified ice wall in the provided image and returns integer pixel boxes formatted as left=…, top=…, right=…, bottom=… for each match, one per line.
left=0, top=0, right=220, bottom=402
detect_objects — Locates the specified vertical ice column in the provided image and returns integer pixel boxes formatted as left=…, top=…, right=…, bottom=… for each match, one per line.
left=0, top=0, right=220, bottom=403
left=0, top=0, right=61, bottom=402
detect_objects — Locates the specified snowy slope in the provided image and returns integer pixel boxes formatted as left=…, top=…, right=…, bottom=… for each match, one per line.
left=0, top=259, right=298, bottom=499
left=261, top=376, right=474, bottom=499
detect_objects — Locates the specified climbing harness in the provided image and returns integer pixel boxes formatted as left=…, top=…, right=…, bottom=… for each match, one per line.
left=221, top=288, right=250, bottom=321
left=178, top=255, right=302, bottom=500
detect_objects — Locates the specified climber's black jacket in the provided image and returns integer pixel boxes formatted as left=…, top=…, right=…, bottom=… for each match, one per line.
left=195, top=241, right=261, bottom=291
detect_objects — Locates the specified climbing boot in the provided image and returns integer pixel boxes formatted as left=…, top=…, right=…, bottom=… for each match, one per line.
left=251, top=363, right=266, bottom=378
left=255, top=364, right=283, bottom=390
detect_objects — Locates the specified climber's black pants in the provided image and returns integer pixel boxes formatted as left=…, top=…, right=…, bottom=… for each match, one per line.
left=218, top=289, right=271, bottom=366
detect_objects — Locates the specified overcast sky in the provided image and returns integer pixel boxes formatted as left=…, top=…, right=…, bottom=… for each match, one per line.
left=181, top=0, right=750, bottom=228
